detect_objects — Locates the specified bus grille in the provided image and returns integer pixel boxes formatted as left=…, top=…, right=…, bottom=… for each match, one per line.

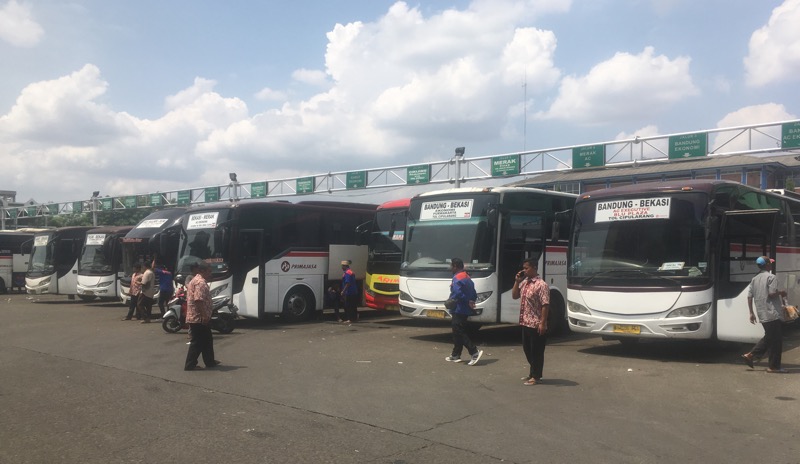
left=374, top=282, right=399, bottom=293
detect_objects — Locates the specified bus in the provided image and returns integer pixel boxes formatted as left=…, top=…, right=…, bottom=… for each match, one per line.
left=359, top=198, right=410, bottom=310
left=175, top=200, right=376, bottom=322
left=566, top=180, right=800, bottom=344
left=398, top=187, right=577, bottom=332
left=119, top=208, right=186, bottom=303
left=26, top=226, right=94, bottom=297
left=0, top=229, right=43, bottom=293
left=76, top=226, right=134, bottom=301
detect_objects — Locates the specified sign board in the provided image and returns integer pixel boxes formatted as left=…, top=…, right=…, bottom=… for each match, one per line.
left=297, top=177, right=314, bottom=194
left=34, top=235, right=48, bottom=246
left=491, top=154, right=520, bottom=176
left=149, top=194, right=163, bottom=207
left=47, top=204, right=58, bottom=215
left=187, top=212, right=220, bottom=230
left=123, top=196, right=137, bottom=209
left=572, top=145, right=605, bottom=169
left=136, top=219, right=169, bottom=229
left=346, top=171, right=367, bottom=189
left=419, top=199, right=474, bottom=221
left=204, top=187, right=219, bottom=203
left=101, top=198, right=113, bottom=211
left=178, top=190, right=191, bottom=205
left=251, top=182, right=267, bottom=198
left=782, top=121, right=800, bottom=149
left=595, top=197, right=671, bottom=222
left=26, top=206, right=36, bottom=217
left=73, top=202, right=83, bottom=214
left=9, top=209, right=18, bottom=219
left=86, top=234, right=106, bottom=246
left=668, top=133, right=707, bottom=159
left=407, top=164, right=430, bottom=184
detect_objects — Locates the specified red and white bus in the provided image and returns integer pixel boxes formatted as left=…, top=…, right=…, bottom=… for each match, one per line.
left=175, top=200, right=376, bottom=321
left=360, top=198, right=410, bottom=310
left=26, top=226, right=94, bottom=297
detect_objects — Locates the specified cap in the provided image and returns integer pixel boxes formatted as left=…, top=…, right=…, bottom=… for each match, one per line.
left=756, top=256, right=774, bottom=266
left=340, top=260, right=351, bottom=266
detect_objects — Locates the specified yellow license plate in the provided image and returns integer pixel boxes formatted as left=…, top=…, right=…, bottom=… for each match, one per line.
left=427, top=309, right=447, bottom=319
left=385, top=305, right=400, bottom=311
left=613, top=324, right=641, bottom=334
left=83, top=291, right=94, bottom=295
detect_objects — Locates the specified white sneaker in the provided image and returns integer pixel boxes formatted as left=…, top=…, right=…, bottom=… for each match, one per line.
left=445, top=356, right=463, bottom=363
left=467, top=350, right=483, bottom=366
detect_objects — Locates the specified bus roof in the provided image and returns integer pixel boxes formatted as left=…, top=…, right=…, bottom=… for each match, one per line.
left=86, top=225, right=134, bottom=235
left=34, top=226, right=96, bottom=236
left=413, top=186, right=577, bottom=199
left=185, top=199, right=377, bottom=213
left=377, top=198, right=411, bottom=210
left=576, top=179, right=768, bottom=201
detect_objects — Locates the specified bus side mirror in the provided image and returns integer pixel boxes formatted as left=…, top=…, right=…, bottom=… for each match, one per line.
left=159, top=234, right=169, bottom=256
left=488, top=208, right=499, bottom=228
left=355, top=220, right=371, bottom=246
left=551, top=221, right=560, bottom=241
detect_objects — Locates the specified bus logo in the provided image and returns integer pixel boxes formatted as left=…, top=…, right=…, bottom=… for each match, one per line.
left=281, top=261, right=291, bottom=272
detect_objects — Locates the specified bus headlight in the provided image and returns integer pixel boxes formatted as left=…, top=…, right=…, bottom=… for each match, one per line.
left=568, top=301, right=591, bottom=315
left=475, top=291, right=492, bottom=304
left=97, top=280, right=114, bottom=287
left=666, top=303, right=710, bottom=318
left=39, top=277, right=51, bottom=286
left=364, top=288, right=375, bottom=297
left=399, top=291, right=413, bottom=302
left=210, top=283, right=229, bottom=297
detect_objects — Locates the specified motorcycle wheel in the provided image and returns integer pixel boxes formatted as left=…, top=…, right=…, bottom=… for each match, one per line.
left=162, top=315, right=182, bottom=334
left=214, top=314, right=235, bottom=334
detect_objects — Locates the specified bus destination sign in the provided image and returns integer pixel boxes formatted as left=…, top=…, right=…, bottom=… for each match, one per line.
left=595, top=197, right=671, bottom=222
left=419, top=199, right=473, bottom=221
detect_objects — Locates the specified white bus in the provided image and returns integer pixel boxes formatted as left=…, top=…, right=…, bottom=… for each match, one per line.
left=174, top=200, right=376, bottom=321
left=119, top=208, right=186, bottom=303
left=0, top=229, right=43, bottom=293
left=26, top=226, right=94, bottom=297
left=567, top=180, right=800, bottom=343
left=76, top=226, right=134, bottom=301
left=398, top=187, right=577, bottom=332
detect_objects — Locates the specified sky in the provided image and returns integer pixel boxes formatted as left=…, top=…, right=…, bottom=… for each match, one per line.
left=1, top=0, right=799, bottom=206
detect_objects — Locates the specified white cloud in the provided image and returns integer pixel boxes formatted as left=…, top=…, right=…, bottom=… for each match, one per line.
left=0, top=0, right=44, bottom=47
left=711, top=103, right=796, bottom=153
left=254, top=87, right=287, bottom=102
left=291, top=68, right=330, bottom=87
left=615, top=125, right=660, bottom=141
left=537, top=46, right=698, bottom=123
left=744, top=0, right=800, bottom=87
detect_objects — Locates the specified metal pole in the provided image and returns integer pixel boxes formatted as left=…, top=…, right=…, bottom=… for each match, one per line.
left=454, top=147, right=465, bottom=188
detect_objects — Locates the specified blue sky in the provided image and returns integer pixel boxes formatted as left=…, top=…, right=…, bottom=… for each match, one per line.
left=1, top=0, right=798, bottom=204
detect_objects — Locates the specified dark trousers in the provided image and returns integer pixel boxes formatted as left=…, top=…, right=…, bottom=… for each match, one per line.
left=344, top=293, right=359, bottom=322
left=158, top=290, right=174, bottom=317
left=125, top=294, right=139, bottom=319
left=451, top=313, right=478, bottom=358
left=137, top=295, right=155, bottom=321
left=185, top=323, right=215, bottom=369
left=751, top=319, right=783, bottom=370
left=522, top=326, right=547, bottom=380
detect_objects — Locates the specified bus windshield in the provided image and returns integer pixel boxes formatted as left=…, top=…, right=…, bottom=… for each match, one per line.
left=403, top=218, right=494, bottom=271
left=79, top=234, right=113, bottom=274
left=28, top=235, right=54, bottom=273
left=177, top=211, right=231, bottom=277
left=370, top=208, right=406, bottom=258
left=569, top=192, right=710, bottom=287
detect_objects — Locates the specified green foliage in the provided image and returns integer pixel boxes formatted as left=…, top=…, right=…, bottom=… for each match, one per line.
left=785, top=177, right=796, bottom=192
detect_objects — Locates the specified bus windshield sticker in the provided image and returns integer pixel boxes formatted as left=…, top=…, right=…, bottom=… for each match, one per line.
left=34, top=235, right=49, bottom=246
left=86, top=234, right=106, bottom=246
left=136, top=219, right=169, bottom=229
left=419, top=199, right=473, bottom=221
left=187, top=212, right=220, bottom=230
left=658, top=262, right=685, bottom=271
left=595, top=197, right=671, bottom=222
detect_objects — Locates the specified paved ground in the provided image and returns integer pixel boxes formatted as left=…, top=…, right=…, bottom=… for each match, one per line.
left=1, top=293, right=799, bottom=464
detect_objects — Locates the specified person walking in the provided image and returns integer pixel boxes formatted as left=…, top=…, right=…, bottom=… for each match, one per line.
left=340, top=260, right=359, bottom=323
left=512, top=258, right=550, bottom=385
left=122, top=263, right=142, bottom=321
left=137, top=260, right=157, bottom=323
left=741, top=256, right=788, bottom=373
left=444, top=258, right=483, bottom=366
left=153, top=257, right=174, bottom=318
left=184, top=261, right=220, bottom=370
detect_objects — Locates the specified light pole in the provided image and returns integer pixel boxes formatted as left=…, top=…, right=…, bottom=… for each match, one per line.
left=453, top=147, right=465, bottom=188
left=0, top=197, right=6, bottom=230
left=91, top=191, right=100, bottom=226
left=229, top=172, right=239, bottom=201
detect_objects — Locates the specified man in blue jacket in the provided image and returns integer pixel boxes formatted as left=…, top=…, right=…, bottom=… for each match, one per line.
left=445, top=258, right=483, bottom=366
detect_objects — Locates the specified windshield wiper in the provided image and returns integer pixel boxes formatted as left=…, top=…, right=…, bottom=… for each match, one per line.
left=583, top=269, right=681, bottom=286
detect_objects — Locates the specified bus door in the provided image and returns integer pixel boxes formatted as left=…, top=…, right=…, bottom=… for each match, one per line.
left=239, top=230, right=264, bottom=316
left=56, top=238, right=82, bottom=294
left=498, top=211, right=545, bottom=323
left=716, top=210, right=777, bottom=343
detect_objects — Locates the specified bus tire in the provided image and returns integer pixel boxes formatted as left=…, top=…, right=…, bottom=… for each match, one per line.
left=547, top=293, right=569, bottom=336
left=0, top=278, right=6, bottom=294
left=282, top=287, right=315, bottom=323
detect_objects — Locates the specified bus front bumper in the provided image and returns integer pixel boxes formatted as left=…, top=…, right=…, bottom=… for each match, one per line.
left=567, top=310, right=714, bottom=340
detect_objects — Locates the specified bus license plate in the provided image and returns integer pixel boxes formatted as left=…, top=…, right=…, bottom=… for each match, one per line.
left=613, top=324, right=640, bottom=334
left=427, top=310, right=447, bottom=319
left=385, top=305, right=400, bottom=311
left=83, top=291, right=94, bottom=296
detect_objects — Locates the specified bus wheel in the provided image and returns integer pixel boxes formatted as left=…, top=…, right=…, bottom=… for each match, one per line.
left=0, top=278, right=6, bottom=294
left=282, top=287, right=315, bottom=322
left=547, top=293, right=569, bottom=336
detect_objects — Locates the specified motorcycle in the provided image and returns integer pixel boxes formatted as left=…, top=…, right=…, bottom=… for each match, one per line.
left=162, top=275, right=238, bottom=334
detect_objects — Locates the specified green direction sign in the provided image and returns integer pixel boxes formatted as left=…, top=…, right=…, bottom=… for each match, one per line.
left=123, top=196, right=137, bottom=209
left=296, top=177, right=314, bottom=194
left=27, top=206, right=37, bottom=216
left=178, top=190, right=191, bottom=205
left=251, top=182, right=267, bottom=198
left=9, top=208, right=17, bottom=219
left=149, top=194, right=163, bottom=207
left=101, top=198, right=113, bottom=211
left=204, top=187, right=220, bottom=203
left=782, top=121, right=800, bottom=149
left=47, top=204, right=58, bottom=215
left=491, top=154, right=520, bottom=176
left=73, top=202, right=83, bottom=214
left=573, top=145, right=605, bottom=169
left=346, top=171, right=367, bottom=189
left=407, top=164, right=430, bottom=184
left=669, top=133, right=707, bottom=159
